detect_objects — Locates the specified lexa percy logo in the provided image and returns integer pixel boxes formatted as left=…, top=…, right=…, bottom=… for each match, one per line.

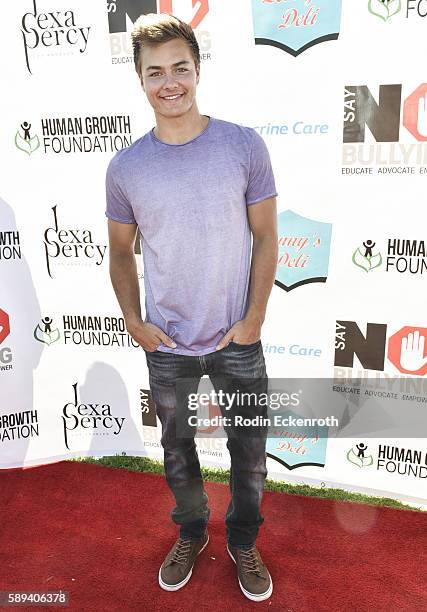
left=368, top=0, right=401, bottom=21
left=43, top=206, right=107, bottom=278
left=21, top=0, right=91, bottom=74
left=62, top=382, right=125, bottom=450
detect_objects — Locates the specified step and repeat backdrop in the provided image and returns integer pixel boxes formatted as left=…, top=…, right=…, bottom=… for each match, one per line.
left=1, top=0, right=426, bottom=506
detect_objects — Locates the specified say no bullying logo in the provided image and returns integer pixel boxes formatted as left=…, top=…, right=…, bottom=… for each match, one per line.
left=344, top=83, right=427, bottom=144
left=388, top=329, right=427, bottom=375
left=343, top=82, right=427, bottom=172
left=0, top=310, right=10, bottom=345
left=107, top=0, right=208, bottom=31
left=335, top=321, right=427, bottom=376
left=0, top=309, right=13, bottom=372
left=107, top=0, right=211, bottom=64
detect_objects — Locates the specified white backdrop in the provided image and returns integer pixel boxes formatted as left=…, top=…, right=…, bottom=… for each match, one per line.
left=1, top=0, right=426, bottom=507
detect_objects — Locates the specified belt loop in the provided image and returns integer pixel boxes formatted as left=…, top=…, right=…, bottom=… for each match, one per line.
left=198, top=354, right=207, bottom=374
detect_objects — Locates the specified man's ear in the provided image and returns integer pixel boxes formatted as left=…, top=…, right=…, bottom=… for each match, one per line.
left=138, top=69, right=145, bottom=92
left=196, top=63, right=200, bottom=85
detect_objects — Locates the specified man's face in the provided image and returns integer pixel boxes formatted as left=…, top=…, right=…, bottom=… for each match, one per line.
left=139, top=39, right=200, bottom=118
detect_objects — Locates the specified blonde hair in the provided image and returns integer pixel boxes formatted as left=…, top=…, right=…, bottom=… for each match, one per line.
left=131, top=13, right=200, bottom=74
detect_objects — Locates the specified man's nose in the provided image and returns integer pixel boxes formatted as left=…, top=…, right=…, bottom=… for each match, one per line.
left=163, top=73, right=179, bottom=89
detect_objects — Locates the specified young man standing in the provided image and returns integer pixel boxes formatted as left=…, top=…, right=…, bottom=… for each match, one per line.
left=106, top=13, right=278, bottom=602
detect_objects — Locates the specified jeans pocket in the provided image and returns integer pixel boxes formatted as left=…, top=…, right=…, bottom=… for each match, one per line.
left=228, top=340, right=262, bottom=349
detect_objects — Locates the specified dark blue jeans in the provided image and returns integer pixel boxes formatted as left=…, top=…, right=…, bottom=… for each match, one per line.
left=144, top=340, right=268, bottom=547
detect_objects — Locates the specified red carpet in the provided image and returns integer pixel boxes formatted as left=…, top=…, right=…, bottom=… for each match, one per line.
left=1, top=461, right=426, bottom=612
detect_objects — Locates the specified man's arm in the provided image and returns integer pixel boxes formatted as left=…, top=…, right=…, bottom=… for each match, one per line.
left=245, top=196, right=278, bottom=324
left=108, top=219, right=141, bottom=323
left=215, top=197, right=278, bottom=349
left=108, top=219, right=176, bottom=351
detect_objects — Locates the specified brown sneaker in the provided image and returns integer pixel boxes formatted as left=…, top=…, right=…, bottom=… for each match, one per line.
left=158, top=532, right=209, bottom=591
left=227, top=544, right=273, bottom=601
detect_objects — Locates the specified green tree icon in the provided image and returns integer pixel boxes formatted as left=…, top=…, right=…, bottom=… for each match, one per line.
left=368, top=0, right=401, bottom=21
left=33, top=323, right=60, bottom=345
left=352, top=246, right=382, bottom=273
left=346, top=447, right=374, bottom=468
left=15, top=123, right=40, bottom=155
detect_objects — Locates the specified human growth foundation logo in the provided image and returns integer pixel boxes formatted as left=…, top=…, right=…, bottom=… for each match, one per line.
left=251, top=0, right=342, bottom=56
left=0, top=231, right=22, bottom=261
left=33, top=314, right=140, bottom=348
left=368, top=0, right=427, bottom=20
left=15, top=116, right=132, bottom=155
left=21, top=0, right=91, bottom=74
left=107, top=0, right=211, bottom=64
left=275, top=210, right=332, bottom=291
left=353, top=238, right=427, bottom=275
left=342, top=83, right=427, bottom=174
left=347, top=443, right=427, bottom=479
left=0, top=410, right=39, bottom=444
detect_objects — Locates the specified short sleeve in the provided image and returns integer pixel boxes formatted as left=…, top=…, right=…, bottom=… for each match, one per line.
left=105, top=155, right=136, bottom=224
left=245, top=129, right=278, bottom=206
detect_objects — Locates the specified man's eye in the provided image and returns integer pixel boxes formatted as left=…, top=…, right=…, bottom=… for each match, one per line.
left=149, top=72, right=160, bottom=77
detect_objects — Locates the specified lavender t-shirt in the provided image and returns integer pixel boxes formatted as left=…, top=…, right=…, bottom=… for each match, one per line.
left=105, top=116, right=278, bottom=356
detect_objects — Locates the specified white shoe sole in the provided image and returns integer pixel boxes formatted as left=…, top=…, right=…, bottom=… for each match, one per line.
left=227, top=545, right=273, bottom=602
left=158, top=535, right=210, bottom=592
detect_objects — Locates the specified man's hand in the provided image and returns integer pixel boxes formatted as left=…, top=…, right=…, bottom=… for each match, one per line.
left=126, top=317, right=176, bottom=352
left=215, top=315, right=262, bottom=351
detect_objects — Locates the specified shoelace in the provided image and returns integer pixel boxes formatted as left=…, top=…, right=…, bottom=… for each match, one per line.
left=239, top=547, right=265, bottom=577
left=169, top=539, right=192, bottom=565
